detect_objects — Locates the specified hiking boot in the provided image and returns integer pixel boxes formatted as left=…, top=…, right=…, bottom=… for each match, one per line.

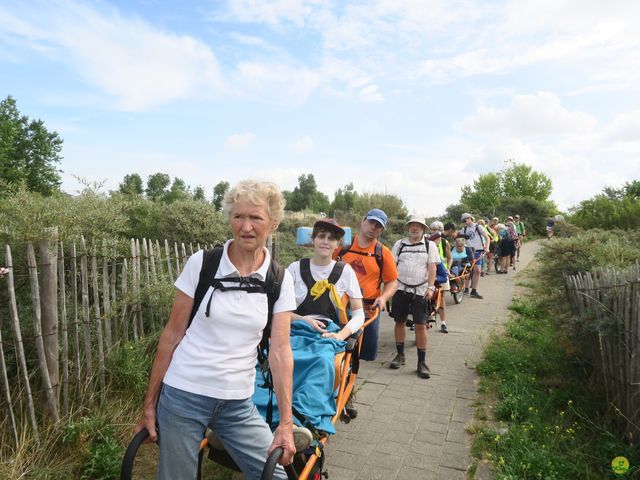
left=390, top=353, right=405, bottom=369
left=292, top=425, right=313, bottom=452
left=440, top=323, right=448, bottom=334
left=417, top=362, right=431, bottom=379
left=470, top=290, right=483, bottom=299
left=463, top=288, right=469, bottom=295
left=406, top=319, right=415, bottom=331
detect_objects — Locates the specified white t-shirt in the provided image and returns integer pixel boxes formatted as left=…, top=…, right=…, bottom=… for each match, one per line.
left=459, top=223, right=486, bottom=251
left=391, top=237, right=441, bottom=296
left=287, top=260, right=363, bottom=332
left=163, top=240, right=296, bottom=399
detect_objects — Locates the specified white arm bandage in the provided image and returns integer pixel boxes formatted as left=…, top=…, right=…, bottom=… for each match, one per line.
left=344, top=307, right=365, bottom=335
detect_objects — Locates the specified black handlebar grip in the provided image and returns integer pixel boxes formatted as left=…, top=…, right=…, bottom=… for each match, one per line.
left=120, top=427, right=150, bottom=480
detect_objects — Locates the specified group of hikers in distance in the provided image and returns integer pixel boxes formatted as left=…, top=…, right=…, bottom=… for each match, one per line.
left=132, top=179, right=528, bottom=480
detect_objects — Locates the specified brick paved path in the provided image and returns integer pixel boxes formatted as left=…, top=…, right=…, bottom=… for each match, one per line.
left=323, top=241, right=540, bottom=479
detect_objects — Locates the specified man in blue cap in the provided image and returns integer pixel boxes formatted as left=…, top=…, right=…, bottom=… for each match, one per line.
left=334, top=208, right=398, bottom=361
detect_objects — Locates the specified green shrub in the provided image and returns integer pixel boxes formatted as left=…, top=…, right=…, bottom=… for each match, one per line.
left=62, top=415, right=124, bottom=480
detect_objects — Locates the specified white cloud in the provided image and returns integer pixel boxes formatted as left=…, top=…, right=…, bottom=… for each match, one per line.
left=232, top=61, right=320, bottom=105
left=224, top=133, right=255, bottom=151
left=289, top=136, right=314, bottom=154
left=601, top=110, right=640, bottom=144
left=461, top=92, right=597, bottom=137
left=0, top=1, right=225, bottom=111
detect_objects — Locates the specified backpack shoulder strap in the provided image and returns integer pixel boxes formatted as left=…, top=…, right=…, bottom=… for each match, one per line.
left=423, top=236, right=430, bottom=253
left=327, top=261, right=346, bottom=284
left=189, top=248, right=224, bottom=326
left=336, top=237, right=355, bottom=261
left=260, top=260, right=285, bottom=355
left=298, top=258, right=315, bottom=290
left=374, top=240, right=384, bottom=283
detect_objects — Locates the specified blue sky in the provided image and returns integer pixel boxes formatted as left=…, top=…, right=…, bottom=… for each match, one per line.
left=1, top=0, right=639, bottom=216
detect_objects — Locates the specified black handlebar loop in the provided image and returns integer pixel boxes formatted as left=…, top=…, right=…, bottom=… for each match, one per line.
left=120, top=427, right=150, bottom=480
left=260, top=447, right=298, bottom=480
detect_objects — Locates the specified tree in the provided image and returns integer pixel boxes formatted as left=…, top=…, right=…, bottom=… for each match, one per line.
left=118, top=173, right=144, bottom=196
left=501, top=161, right=552, bottom=202
left=193, top=185, right=206, bottom=202
left=164, top=177, right=190, bottom=203
left=213, top=180, right=230, bottom=211
left=283, top=173, right=329, bottom=212
left=331, top=183, right=358, bottom=213
left=0, top=95, right=62, bottom=195
left=571, top=179, right=640, bottom=230
left=460, top=172, right=502, bottom=216
left=145, top=172, right=170, bottom=201
left=353, top=192, right=408, bottom=219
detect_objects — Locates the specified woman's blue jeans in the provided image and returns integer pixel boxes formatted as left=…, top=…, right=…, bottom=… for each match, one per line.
left=157, top=383, right=286, bottom=480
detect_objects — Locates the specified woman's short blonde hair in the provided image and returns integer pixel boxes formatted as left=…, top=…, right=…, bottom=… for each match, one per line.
left=223, top=180, right=285, bottom=224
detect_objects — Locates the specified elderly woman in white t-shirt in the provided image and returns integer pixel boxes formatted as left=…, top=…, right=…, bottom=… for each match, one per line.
left=135, top=180, right=296, bottom=480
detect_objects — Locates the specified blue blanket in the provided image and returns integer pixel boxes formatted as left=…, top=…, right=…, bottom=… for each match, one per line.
left=253, top=320, right=346, bottom=435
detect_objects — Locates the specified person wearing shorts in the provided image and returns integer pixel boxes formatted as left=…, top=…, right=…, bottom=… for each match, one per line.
left=458, top=213, right=489, bottom=299
left=389, top=216, right=440, bottom=379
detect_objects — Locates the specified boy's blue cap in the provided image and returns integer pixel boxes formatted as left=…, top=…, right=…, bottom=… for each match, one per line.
left=365, top=208, right=388, bottom=228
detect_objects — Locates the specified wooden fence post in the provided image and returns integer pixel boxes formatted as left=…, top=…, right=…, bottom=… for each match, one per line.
left=27, top=242, right=60, bottom=423
left=121, top=258, right=129, bottom=342
left=39, top=231, right=60, bottom=407
left=141, top=239, right=155, bottom=332
left=135, top=239, right=144, bottom=337
left=0, top=286, right=19, bottom=447
left=155, top=239, right=165, bottom=281
left=164, top=239, right=173, bottom=283
left=102, top=243, right=113, bottom=351
left=5, top=245, right=39, bottom=441
left=58, top=241, right=69, bottom=417
left=90, top=246, right=106, bottom=398
left=80, top=237, right=93, bottom=384
left=174, top=242, right=180, bottom=274
left=130, top=239, right=142, bottom=339
left=70, top=243, right=82, bottom=402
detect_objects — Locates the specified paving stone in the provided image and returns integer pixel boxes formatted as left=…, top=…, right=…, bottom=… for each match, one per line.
left=445, top=426, right=469, bottom=445
left=324, top=466, right=358, bottom=480
left=328, top=451, right=368, bottom=471
left=439, top=447, right=472, bottom=471
left=365, top=451, right=405, bottom=470
left=354, top=465, right=397, bottom=480
left=396, top=465, right=439, bottom=480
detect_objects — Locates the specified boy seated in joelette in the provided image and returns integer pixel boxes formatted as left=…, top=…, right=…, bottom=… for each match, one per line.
left=253, top=219, right=364, bottom=434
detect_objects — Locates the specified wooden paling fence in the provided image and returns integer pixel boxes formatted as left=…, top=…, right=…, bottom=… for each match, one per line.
left=564, top=262, right=640, bottom=441
left=0, top=235, right=216, bottom=448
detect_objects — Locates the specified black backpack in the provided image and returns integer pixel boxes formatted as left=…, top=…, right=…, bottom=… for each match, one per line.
left=188, top=247, right=285, bottom=368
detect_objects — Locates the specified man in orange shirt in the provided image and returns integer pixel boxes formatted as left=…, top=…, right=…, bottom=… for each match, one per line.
left=334, top=209, right=398, bottom=362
